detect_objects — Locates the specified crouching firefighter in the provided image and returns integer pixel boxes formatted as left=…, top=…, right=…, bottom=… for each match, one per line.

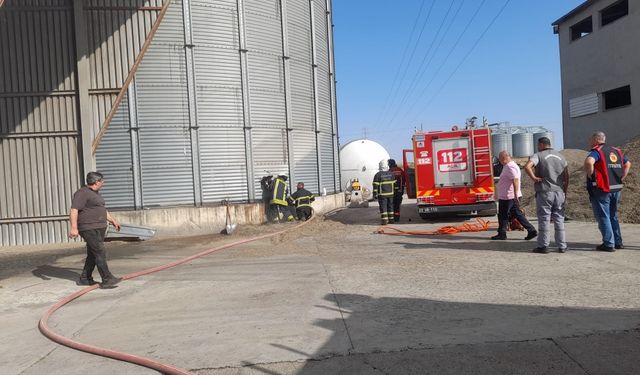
left=373, top=160, right=396, bottom=225
left=289, top=182, right=315, bottom=221
left=270, top=175, right=295, bottom=222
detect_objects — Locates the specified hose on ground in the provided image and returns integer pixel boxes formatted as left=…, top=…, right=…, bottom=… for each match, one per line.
left=39, top=217, right=315, bottom=375
left=376, top=218, right=497, bottom=235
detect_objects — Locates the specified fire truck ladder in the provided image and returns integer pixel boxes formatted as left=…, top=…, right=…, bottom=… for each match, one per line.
left=471, top=130, right=492, bottom=178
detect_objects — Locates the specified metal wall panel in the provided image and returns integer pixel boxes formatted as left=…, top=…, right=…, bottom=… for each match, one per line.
left=288, top=60, right=315, bottom=131
left=95, top=92, right=135, bottom=208
left=251, top=127, right=289, bottom=195
left=199, top=127, right=248, bottom=202
left=0, top=0, right=81, bottom=246
left=291, top=129, right=319, bottom=194
left=139, top=127, right=194, bottom=206
left=318, top=131, right=335, bottom=193
left=569, top=93, right=599, bottom=118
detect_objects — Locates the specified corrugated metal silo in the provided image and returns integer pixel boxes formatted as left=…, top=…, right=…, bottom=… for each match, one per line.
left=512, top=132, right=534, bottom=157
left=491, top=132, right=513, bottom=158
left=0, top=0, right=340, bottom=246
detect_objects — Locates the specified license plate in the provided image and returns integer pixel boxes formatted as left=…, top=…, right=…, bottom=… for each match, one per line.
left=418, top=206, right=438, bottom=213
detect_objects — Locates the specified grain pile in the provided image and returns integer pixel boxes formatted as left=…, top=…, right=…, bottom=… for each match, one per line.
left=519, top=137, right=639, bottom=224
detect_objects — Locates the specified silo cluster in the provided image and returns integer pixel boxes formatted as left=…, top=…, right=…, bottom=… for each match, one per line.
left=491, top=127, right=555, bottom=159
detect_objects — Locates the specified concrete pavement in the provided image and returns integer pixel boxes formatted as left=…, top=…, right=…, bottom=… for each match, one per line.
left=1, top=202, right=639, bottom=374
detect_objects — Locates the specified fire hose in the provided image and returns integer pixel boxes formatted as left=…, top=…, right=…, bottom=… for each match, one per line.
left=376, top=218, right=497, bottom=235
left=38, top=217, right=315, bottom=375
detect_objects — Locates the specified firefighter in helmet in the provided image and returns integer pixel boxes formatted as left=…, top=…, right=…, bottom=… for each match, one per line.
left=289, top=182, right=315, bottom=221
left=373, top=160, right=396, bottom=225
left=387, top=158, right=410, bottom=222
left=269, top=175, right=295, bottom=222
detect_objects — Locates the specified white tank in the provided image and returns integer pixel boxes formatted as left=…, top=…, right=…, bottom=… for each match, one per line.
left=340, top=139, right=390, bottom=193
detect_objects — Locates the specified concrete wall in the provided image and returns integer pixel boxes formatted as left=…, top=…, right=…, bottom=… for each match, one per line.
left=557, top=0, right=640, bottom=149
left=112, top=193, right=345, bottom=238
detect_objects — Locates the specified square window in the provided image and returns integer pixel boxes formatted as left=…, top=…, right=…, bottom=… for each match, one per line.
left=603, top=85, right=631, bottom=110
left=601, top=0, right=628, bottom=27
left=570, top=16, right=593, bottom=41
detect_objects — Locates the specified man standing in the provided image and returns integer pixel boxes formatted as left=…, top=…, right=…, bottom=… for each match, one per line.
left=388, top=159, right=411, bottom=222
left=373, top=160, right=396, bottom=225
left=289, top=182, right=315, bottom=221
left=524, top=137, right=569, bottom=253
left=69, top=172, right=122, bottom=288
left=584, top=131, right=631, bottom=251
left=491, top=151, right=537, bottom=241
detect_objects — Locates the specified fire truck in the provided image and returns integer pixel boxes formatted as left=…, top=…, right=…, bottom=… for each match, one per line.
left=403, top=126, right=497, bottom=219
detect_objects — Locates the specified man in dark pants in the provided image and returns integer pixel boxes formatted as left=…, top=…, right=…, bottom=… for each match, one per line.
left=373, top=160, right=396, bottom=225
left=69, top=172, right=122, bottom=288
left=289, top=182, right=315, bottom=221
left=388, top=159, right=411, bottom=222
left=491, top=151, right=537, bottom=241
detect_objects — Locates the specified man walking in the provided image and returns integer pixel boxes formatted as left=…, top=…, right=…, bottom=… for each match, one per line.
left=373, top=160, right=396, bottom=225
left=491, top=151, right=537, bottom=241
left=584, top=131, right=631, bottom=251
left=524, top=137, right=569, bottom=253
left=388, top=159, right=411, bottom=222
left=69, top=172, right=122, bottom=288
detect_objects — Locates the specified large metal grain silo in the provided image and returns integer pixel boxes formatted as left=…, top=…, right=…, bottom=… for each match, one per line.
left=0, top=0, right=340, bottom=245
left=94, top=0, right=340, bottom=207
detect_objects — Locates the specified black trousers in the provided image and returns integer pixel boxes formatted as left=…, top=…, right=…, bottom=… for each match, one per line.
left=392, top=192, right=403, bottom=221
left=296, top=206, right=312, bottom=221
left=497, top=199, right=535, bottom=237
left=378, top=196, right=394, bottom=223
left=80, top=228, right=114, bottom=281
left=269, top=203, right=295, bottom=222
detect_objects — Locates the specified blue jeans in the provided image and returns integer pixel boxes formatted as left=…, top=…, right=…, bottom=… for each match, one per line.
left=590, top=190, right=622, bottom=247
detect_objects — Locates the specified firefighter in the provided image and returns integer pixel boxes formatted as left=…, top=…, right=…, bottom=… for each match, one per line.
left=260, top=175, right=275, bottom=221
left=269, top=175, right=295, bottom=222
left=289, top=182, right=315, bottom=221
left=584, top=131, right=631, bottom=251
left=388, top=158, right=410, bottom=222
left=373, top=160, right=396, bottom=225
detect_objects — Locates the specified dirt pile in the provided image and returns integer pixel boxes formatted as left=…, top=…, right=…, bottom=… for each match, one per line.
left=519, top=137, right=639, bottom=224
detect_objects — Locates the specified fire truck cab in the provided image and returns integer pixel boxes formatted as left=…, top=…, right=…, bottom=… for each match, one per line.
left=403, top=127, right=497, bottom=219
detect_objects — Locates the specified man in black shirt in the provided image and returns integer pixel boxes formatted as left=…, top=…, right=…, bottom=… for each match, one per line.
left=69, top=172, right=122, bottom=288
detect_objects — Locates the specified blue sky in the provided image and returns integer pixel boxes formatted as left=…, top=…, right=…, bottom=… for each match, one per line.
left=332, top=0, right=585, bottom=160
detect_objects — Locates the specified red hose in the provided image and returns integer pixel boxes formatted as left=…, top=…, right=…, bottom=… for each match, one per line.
left=39, top=218, right=314, bottom=374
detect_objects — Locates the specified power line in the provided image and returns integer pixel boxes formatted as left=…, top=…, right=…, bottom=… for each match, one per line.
left=393, top=0, right=490, bottom=127
left=383, top=0, right=466, bottom=129
left=411, top=0, right=512, bottom=123
left=374, top=0, right=436, bottom=128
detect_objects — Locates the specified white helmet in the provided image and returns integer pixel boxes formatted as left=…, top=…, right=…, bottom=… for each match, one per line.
left=378, top=159, right=389, bottom=172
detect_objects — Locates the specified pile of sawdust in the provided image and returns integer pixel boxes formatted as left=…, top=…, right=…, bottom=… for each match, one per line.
left=519, top=138, right=639, bottom=224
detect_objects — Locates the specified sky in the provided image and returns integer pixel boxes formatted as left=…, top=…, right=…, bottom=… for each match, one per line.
left=332, top=0, right=585, bottom=161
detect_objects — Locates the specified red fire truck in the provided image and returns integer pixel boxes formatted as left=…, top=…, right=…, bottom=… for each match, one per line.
left=403, top=127, right=497, bottom=219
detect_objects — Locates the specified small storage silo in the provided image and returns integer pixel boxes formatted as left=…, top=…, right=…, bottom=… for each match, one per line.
left=491, top=131, right=513, bottom=159
left=512, top=131, right=534, bottom=157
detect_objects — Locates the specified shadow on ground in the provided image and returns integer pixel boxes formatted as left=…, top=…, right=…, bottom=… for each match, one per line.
left=227, top=294, right=640, bottom=375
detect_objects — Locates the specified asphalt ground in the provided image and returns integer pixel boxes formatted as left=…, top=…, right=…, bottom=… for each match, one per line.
left=1, top=201, right=639, bottom=374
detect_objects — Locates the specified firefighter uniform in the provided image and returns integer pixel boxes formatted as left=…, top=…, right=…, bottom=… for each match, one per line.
left=289, top=182, right=315, bottom=221
left=270, top=175, right=295, bottom=222
left=373, top=168, right=396, bottom=225
left=388, top=159, right=410, bottom=222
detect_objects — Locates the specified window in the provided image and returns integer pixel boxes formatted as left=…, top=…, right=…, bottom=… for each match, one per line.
left=603, top=85, right=631, bottom=110
left=570, top=16, right=593, bottom=41
left=601, top=0, right=628, bottom=27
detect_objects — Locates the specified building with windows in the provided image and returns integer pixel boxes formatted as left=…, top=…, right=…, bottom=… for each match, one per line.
left=552, top=0, right=638, bottom=149
left=0, top=0, right=340, bottom=246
